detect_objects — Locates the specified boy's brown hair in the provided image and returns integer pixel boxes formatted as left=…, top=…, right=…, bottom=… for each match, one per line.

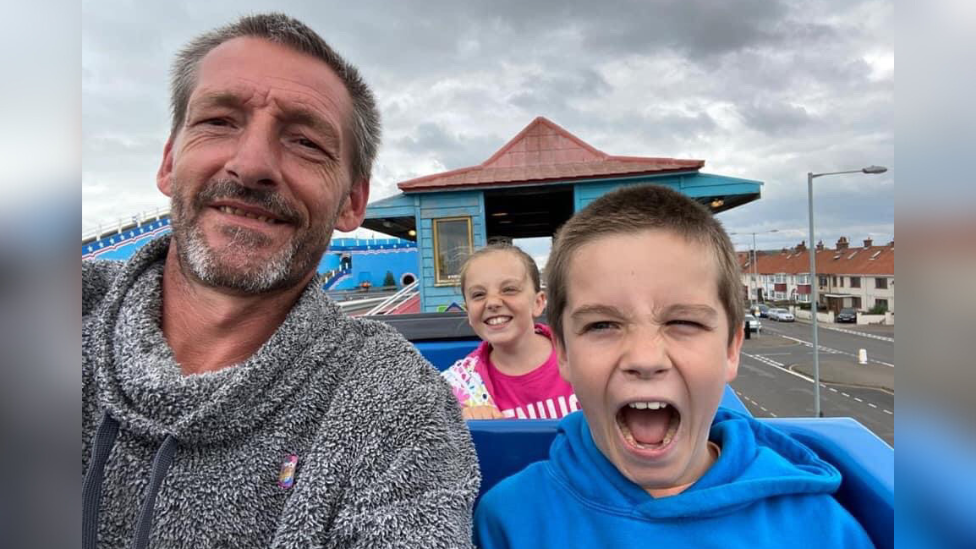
left=545, top=184, right=743, bottom=345
left=459, top=243, right=542, bottom=298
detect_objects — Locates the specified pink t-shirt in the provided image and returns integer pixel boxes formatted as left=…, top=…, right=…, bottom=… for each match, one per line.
left=482, top=324, right=579, bottom=419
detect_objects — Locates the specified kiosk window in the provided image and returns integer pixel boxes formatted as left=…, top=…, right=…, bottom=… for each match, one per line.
left=433, top=217, right=473, bottom=285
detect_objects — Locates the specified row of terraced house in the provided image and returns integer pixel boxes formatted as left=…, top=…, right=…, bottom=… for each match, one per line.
left=739, top=236, right=894, bottom=315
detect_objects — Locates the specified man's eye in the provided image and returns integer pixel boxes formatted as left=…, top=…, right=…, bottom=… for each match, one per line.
left=502, top=287, right=519, bottom=294
left=296, top=137, right=322, bottom=151
left=469, top=292, right=485, bottom=300
left=201, top=118, right=231, bottom=127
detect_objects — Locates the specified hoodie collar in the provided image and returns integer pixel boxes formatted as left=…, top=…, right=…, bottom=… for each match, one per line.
left=91, top=235, right=344, bottom=446
left=550, top=409, right=841, bottom=519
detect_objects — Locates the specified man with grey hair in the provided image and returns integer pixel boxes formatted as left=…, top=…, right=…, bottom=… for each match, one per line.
left=82, top=13, right=479, bottom=549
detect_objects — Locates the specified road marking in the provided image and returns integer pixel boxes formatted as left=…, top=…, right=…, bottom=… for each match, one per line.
left=821, top=324, right=894, bottom=342
left=742, top=353, right=891, bottom=415
left=771, top=333, right=894, bottom=368
left=741, top=352, right=815, bottom=383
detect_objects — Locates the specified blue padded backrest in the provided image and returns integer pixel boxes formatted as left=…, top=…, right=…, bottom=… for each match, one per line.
left=415, top=340, right=480, bottom=371
left=468, top=415, right=893, bottom=549
left=416, top=339, right=751, bottom=416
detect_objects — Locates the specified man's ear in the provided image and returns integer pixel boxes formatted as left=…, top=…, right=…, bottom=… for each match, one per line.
left=725, top=323, right=745, bottom=383
left=156, top=137, right=176, bottom=197
left=335, top=178, right=370, bottom=232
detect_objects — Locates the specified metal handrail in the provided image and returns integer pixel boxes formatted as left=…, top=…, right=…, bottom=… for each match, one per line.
left=364, top=280, right=419, bottom=316
left=82, top=207, right=171, bottom=242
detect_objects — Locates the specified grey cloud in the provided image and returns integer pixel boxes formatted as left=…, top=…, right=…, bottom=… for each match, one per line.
left=82, top=0, right=893, bottom=239
left=396, top=123, right=506, bottom=170
left=738, top=101, right=814, bottom=136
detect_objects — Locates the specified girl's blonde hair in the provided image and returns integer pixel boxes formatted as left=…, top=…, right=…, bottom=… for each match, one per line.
left=459, top=243, right=542, bottom=298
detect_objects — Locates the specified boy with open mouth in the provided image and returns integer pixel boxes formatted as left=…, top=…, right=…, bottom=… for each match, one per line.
left=474, top=185, right=874, bottom=548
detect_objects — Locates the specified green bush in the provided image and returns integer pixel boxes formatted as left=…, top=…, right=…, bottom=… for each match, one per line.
left=868, top=303, right=888, bottom=315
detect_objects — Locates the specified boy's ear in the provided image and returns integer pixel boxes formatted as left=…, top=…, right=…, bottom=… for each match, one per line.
left=725, top=322, right=745, bottom=383
left=555, top=335, right=572, bottom=384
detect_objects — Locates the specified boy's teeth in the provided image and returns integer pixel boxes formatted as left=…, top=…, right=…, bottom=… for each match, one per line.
left=627, top=401, right=668, bottom=410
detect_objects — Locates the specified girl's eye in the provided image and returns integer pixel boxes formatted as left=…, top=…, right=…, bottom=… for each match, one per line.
left=469, top=292, right=485, bottom=300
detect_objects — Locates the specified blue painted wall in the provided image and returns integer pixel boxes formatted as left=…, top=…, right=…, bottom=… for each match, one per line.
left=81, top=218, right=418, bottom=291
left=416, top=191, right=485, bottom=313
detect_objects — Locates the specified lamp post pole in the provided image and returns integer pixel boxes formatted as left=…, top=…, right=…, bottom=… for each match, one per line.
left=807, top=165, right=887, bottom=417
left=731, top=230, right=779, bottom=309
left=752, top=233, right=758, bottom=307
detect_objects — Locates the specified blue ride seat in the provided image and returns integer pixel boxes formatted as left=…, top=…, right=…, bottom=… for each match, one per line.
left=414, top=336, right=893, bottom=548
left=467, top=413, right=893, bottom=549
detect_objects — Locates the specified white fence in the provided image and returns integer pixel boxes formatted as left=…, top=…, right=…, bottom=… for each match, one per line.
left=791, top=308, right=893, bottom=325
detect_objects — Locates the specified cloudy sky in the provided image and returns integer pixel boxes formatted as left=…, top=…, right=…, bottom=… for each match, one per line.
left=82, top=0, right=893, bottom=259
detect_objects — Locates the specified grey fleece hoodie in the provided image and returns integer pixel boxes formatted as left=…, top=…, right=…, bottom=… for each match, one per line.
left=82, top=236, right=480, bottom=548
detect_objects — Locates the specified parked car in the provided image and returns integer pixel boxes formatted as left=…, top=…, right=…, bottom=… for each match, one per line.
left=836, top=308, right=857, bottom=324
left=754, top=304, right=770, bottom=318
left=745, top=314, right=762, bottom=334
left=769, top=308, right=795, bottom=322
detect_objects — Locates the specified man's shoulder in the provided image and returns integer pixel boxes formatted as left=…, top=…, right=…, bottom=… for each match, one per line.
left=325, top=312, right=435, bottom=380
left=82, top=259, right=124, bottom=315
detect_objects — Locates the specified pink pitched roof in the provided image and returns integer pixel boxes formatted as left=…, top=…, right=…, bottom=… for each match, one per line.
left=397, top=117, right=705, bottom=192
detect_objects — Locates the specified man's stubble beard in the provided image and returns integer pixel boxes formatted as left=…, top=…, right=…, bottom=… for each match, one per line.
left=169, top=178, right=340, bottom=294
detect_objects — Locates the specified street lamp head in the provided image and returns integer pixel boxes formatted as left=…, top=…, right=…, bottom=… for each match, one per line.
left=862, top=165, right=888, bottom=174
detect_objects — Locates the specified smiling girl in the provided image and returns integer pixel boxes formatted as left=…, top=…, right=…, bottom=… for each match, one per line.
left=442, top=243, right=578, bottom=420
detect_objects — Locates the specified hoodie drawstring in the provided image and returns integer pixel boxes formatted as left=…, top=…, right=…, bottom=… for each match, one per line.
left=83, top=412, right=119, bottom=549
left=83, top=412, right=179, bottom=549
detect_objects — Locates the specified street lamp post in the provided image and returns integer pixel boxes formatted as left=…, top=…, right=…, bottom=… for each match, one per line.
left=731, top=229, right=779, bottom=308
left=807, top=165, right=887, bottom=417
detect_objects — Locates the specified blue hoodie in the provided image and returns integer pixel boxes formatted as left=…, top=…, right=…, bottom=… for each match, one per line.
left=475, top=408, right=874, bottom=548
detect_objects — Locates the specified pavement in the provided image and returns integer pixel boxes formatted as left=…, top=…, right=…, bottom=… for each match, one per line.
left=793, top=318, right=895, bottom=341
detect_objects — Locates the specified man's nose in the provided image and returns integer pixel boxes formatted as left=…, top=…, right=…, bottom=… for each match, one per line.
left=619, top=326, right=672, bottom=380
left=224, top=120, right=282, bottom=188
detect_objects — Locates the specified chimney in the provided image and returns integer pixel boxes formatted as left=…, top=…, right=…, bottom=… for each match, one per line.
left=816, top=240, right=825, bottom=252
left=863, top=238, right=873, bottom=248
left=795, top=240, right=807, bottom=252
left=835, top=236, right=849, bottom=250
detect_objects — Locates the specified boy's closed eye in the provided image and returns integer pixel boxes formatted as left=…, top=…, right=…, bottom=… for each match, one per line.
left=579, top=320, right=621, bottom=334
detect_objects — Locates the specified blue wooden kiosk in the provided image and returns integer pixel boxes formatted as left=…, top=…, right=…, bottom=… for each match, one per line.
left=362, top=117, right=764, bottom=312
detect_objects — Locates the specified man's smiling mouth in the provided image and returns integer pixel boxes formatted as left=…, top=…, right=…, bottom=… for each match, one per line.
left=213, top=205, right=288, bottom=225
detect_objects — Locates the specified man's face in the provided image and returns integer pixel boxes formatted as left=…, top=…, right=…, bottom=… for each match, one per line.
left=556, top=229, right=743, bottom=495
left=157, top=37, right=369, bottom=294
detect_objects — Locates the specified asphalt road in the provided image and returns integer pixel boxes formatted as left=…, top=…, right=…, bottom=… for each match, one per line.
left=731, top=319, right=894, bottom=446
